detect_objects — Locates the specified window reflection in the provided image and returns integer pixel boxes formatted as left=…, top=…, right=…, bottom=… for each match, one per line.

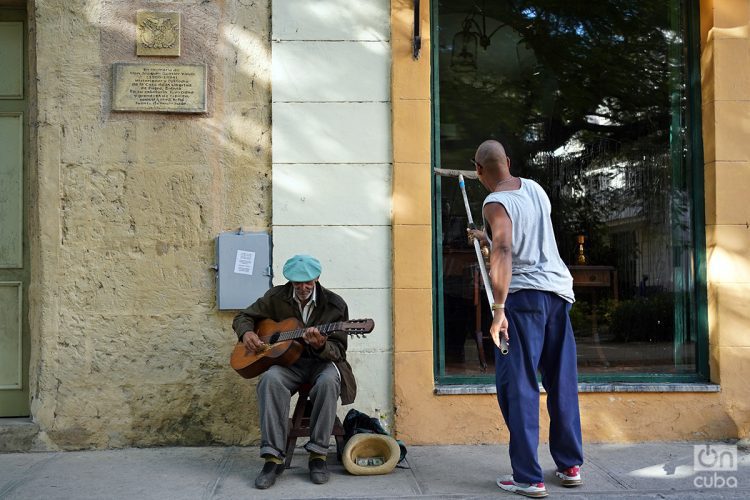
left=435, top=0, right=698, bottom=378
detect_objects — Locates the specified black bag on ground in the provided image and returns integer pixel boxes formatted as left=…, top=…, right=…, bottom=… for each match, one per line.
left=343, top=408, right=407, bottom=464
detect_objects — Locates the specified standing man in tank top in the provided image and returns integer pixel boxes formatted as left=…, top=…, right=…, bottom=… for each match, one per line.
left=469, top=139, right=583, bottom=498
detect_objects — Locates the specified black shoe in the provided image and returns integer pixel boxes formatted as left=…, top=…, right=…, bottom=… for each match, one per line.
left=255, top=461, right=284, bottom=489
left=309, top=458, right=329, bottom=484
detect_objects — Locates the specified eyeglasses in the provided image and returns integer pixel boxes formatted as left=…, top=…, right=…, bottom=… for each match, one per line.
left=470, top=158, right=481, bottom=168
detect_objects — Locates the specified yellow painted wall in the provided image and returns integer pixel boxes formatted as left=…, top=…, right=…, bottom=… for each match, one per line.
left=702, top=0, right=750, bottom=438
left=392, top=0, right=750, bottom=444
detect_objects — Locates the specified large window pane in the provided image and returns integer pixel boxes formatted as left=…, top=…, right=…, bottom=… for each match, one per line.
left=434, top=0, right=702, bottom=381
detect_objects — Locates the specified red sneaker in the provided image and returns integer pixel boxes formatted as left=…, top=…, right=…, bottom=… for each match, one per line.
left=496, top=475, right=548, bottom=497
left=555, top=465, right=582, bottom=487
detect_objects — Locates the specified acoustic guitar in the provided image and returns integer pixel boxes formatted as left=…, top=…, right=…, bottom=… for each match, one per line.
left=230, top=317, right=374, bottom=379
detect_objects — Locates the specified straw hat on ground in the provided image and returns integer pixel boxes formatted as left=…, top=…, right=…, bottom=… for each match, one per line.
left=342, top=433, right=401, bottom=476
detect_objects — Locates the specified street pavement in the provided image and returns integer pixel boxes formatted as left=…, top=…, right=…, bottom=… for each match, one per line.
left=1, top=442, right=749, bottom=499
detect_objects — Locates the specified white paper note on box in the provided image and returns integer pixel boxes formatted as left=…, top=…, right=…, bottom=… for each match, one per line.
left=234, top=250, right=256, bottom=275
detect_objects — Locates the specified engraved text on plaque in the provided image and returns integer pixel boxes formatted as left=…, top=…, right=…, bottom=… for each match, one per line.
left=112, top=63, right=207, bottom=113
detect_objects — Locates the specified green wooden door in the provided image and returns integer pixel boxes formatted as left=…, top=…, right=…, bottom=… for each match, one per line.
left=0, top=10, right=29, bottom=417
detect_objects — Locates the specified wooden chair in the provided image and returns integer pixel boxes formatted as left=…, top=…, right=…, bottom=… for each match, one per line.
left=284, top=383, right=345, bottom=468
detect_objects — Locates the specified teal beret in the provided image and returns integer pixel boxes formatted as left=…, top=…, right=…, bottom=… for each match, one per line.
left=283, top=254, right=322, bottom=282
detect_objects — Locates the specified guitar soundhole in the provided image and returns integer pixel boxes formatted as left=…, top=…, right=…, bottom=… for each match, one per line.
left=269, top=333, right=280, bottom=344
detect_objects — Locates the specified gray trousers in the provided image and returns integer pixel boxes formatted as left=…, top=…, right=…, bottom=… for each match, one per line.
left=257, top=357, right=341, bottom=458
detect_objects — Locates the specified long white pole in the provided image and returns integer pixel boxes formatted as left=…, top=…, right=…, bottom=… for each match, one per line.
left=458, top=174, right=509, bottom=355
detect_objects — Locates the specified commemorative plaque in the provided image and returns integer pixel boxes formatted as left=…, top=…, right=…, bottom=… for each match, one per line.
left=136, top=11, right=180, bottom=57
left=112, top=63, right=207, bottom=113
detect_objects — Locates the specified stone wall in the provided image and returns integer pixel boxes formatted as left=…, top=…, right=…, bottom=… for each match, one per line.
left=270, top=0, right=394, bottom=425
left=30, top=0, right=271, bottom=449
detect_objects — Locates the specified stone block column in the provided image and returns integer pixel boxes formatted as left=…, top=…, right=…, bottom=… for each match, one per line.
left=271, top=0, right=394, bottom=420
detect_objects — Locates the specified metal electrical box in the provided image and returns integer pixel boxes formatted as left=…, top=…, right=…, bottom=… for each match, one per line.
left=215, top=231, right=272, bottom=310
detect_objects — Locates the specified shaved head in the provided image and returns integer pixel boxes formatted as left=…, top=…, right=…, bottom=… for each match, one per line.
left=474, top=140, right=511, bottom=193
left=475, top=140, right=508, bottom=175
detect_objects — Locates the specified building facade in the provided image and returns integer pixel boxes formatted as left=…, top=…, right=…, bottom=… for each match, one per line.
left=0, top=0, right=747, bottom=450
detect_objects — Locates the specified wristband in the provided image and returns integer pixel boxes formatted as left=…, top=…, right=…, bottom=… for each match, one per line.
left=491, top=303, right=505, bottom=310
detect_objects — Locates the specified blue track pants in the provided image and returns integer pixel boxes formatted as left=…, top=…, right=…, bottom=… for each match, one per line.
left=495, top=289, right=583, bottom=484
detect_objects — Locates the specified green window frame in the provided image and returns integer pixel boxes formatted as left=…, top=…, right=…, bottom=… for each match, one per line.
left=431, top=0, right=709, bottom=385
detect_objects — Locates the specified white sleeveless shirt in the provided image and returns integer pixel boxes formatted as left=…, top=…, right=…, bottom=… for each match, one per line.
left=483, top=178, right=575, bottom=303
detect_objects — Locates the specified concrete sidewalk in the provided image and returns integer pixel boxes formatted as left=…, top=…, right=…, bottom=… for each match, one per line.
left=1, top=442, right=749, bottom=499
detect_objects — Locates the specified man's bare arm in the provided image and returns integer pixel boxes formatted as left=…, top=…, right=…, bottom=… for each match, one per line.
left=483, top=202, right=513, bottom=347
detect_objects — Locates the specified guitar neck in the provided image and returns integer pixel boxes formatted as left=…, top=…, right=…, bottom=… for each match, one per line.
left=267, top=321, right=343, bottom=344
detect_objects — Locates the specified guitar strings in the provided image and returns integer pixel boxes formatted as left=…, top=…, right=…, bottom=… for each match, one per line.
left=263, top=321, right=344, bottom=344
